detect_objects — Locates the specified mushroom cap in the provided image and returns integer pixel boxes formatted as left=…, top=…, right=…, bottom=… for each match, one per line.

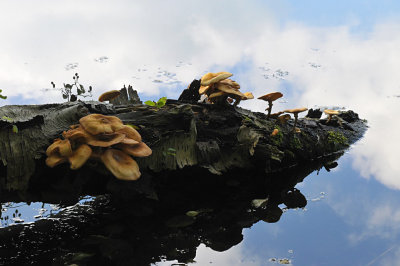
left=284, top=107, right=308, bottom=114
left=68, top=144, right=92, bottom=170
left=86, top=132, right=126, bottom=147
left=116, top=125, right=142, bottom=142
left=217, top=84, right=246, bottom=98
left=277, top=114, right=291, bottom=123
left=242, top=92, right=254, bottom=100
left=208, top=91, right=226, bottom=99
left=46, top=154, right=67, bottom=168
left=258, top=92, right=283, bottom=102
left=118, top=142, right=152, bottom=157
left=199, top=85, right=211, bottom=95
left=62, top=126, right=89, bottom=142
left=324, top=109, right=340, bottom=115
left=46, top=139, right=73, bottom=157
left=201, top=72, right=233, bottom=86
left=271, top=128, right=279, bottom=136
left=270, top=111, right=285, bottom=118
left=98, top=90, right=121, bottom=102
left=219, top=79, right=240, bottom=90
left=101, top=149, right=141, bottom=180
left=79, top=114, right=124, bottom=135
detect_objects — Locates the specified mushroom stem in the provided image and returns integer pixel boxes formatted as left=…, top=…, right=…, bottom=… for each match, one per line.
left=326, top=114, right=333, bottom=123
left=293, top=114, right=299, bottom=132
left=266, top=101, right=273, bottom=118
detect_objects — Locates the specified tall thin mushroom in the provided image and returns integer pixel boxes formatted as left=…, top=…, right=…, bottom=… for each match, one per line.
left=284, top=107, right=308, bottom=132
left=258, top=92, right=283, bottom=118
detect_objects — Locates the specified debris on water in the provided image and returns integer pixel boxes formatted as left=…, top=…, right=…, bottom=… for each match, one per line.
left=251, top=198, right=268, bottom=208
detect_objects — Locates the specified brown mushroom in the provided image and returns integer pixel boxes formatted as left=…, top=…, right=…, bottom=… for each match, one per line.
left=117, top=142, right=152, bottom=157
left=271, top=128, right=279, bottom=136
left=101, top=149, right=141, bottom=180
left=324, top=109, right=340, bottom=123
left=45, top=154, right=67, bottom=168
left=86, top=132, right=126, bottom=147
left=258, top=92, right=283, bottom=118
left=270, top=111, right=285, bottom=119
left=46, top=138, right=73, bottom=157
left=79, top=114, right=124, bottom=135
left=68, top=144, right=92, bottom=170
left=284, top=107, right=308, bottom=132
left=277, top=114, right=291, bottom=124
left=116, top=125, right=142, bottom=142
left=98, top=90, right=121, bottom=102
left=200, top=72, right=233, bottom=86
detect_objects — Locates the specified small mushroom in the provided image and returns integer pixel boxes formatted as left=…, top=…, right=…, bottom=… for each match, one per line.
left=46, top=154, right=67, bottom=168
left=284, top=107, right=308, bottom=132
left=79, top=114, right=124, bottom=135
left=98, top=90, right=121, bottom=102
left=271, top=128, right=279, bottom=136
left=258, top=92, right=283, bottom=118
left=46, top=138, right=73, bottom=157
left=277, top=114, right=291, bottom=124
left=270, top=111, right=285, bottom=119
left=68, top=144, right=92, bottom=170
left=324, top=109, right=340, bottom=123
left=101, top=149, right=141, bottom=180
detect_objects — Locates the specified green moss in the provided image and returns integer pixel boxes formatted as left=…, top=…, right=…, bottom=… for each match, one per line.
left=327, top=131, right=349, bottom=146
left=289, top=135, right=302, bottom=150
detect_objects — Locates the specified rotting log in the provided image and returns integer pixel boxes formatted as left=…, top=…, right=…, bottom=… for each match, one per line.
left=0, top=99, right=366, bottom=195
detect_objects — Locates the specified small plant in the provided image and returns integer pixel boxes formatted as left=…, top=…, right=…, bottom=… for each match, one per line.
left=163, top=147, right=177, bottom=157
left=1, top=116, right=18, bottom=133
left=0, top=89, right=7, bottom=100
left=145, top=97, right=167, bottom=108
left=51, top=73, right=93, bottom=102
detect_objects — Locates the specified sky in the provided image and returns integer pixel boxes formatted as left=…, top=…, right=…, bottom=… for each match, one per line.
left=1, top=1, right=400, bottom=192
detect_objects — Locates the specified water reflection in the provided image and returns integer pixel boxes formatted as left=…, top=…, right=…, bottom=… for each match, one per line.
left=0, top=154, right=342, bottom=265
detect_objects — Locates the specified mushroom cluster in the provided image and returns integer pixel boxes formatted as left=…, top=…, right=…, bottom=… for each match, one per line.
left=199, top=72, right=254, bottom=106
left=45, top=114, right=152, bottom=181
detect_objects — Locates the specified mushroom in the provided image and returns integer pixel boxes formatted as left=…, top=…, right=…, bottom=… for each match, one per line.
left=79, top=114, right=124, bottom=135
left=200, top=72, right=233, bottom=86
left=284, top=107, right=308, bottom=132
left=98, top=90, right=121, bottom=102
left=86, top=132, right=126, bottom=147
left=46, top=138, right=73, bottom=157
left=116, top=125, right=142, bottom=142
left=101, top=149, right=141, bottom=180
left=324, top=109, right=340, bottom=123
left=277, top=114, right=291, bottom=125
left=258, top=92, right=283, bottom=118
left=269, top=111, right=285, bottom=119
left=46, top=154, right=67, bottom=168
left=117, top=142, right=153, bottom=157
left=271, top=128, right=279, bottom=136
left=68, top=144, right=92, bottom=170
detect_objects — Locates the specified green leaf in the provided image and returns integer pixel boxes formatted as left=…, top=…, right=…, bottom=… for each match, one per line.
left=0, top=95, right=7, bottom=100
left=126, top=124, right=140, bottom=130
left=2, top=116, right=13, bottom=122
left=12, top=125, right=18, bottom=133
left=156, top=97, right=167, bottom=108
left=144, top=100, right=156, bottom=106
